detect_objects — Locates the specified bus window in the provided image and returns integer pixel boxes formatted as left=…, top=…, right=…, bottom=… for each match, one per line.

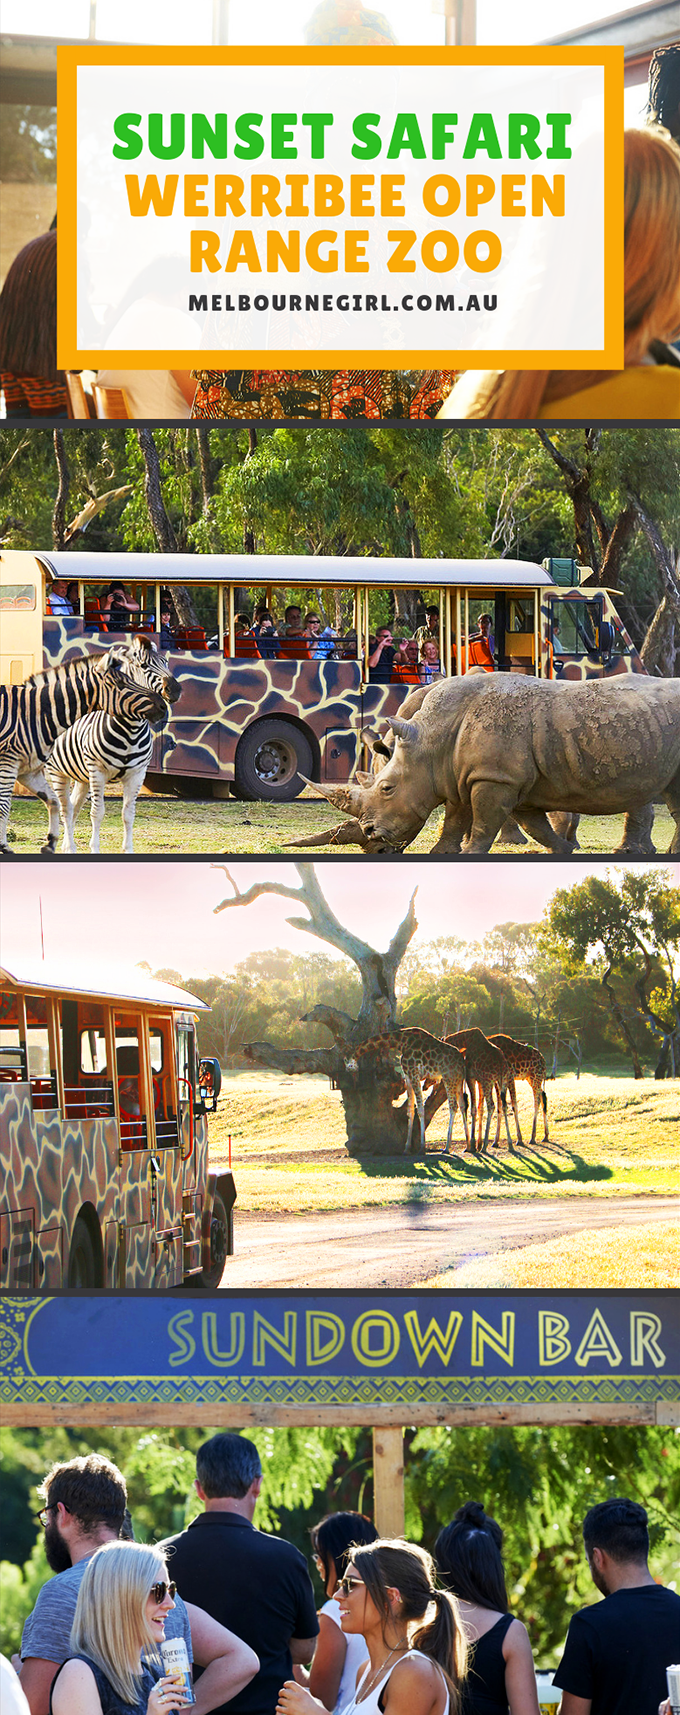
left=551, top=599, right=599, bottom=657
left=225, top=588, right=359, bottom=661
left=508, top=598, right=534, bottom=633
left=25, top=996, right=57, bottom=1112
left=0, top=584, right=36, bottom=610
left=176, top=1022, right=196, bottom=1101
left=0, top=1011, right=26, bottom=1082
left=114, top=1016, right=149, bottom=1147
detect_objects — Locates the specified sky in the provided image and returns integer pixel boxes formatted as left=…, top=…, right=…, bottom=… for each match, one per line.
left=0, top=859, right=667, bottom=982
left=4, top=0, right=650, bottom=48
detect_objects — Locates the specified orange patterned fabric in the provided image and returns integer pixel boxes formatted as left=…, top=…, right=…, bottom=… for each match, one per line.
left=1, top=373, right=68, bottom=416
left=191, top=369, right=456, bottom=420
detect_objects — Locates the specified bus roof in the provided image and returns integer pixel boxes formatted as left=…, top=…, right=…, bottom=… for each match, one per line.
left=36, top=550, right=554, bottom=591
left=0, top=957, right=208, bottom=1012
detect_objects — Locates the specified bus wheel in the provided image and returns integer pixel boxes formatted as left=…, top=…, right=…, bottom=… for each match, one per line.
left=234, top=720, right=313, bottom=801
left=67, top=1214, right=99, bottom=1287
left=201, top=1190, right=230, bottom=1288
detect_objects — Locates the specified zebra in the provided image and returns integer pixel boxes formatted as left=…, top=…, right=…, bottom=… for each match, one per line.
left=0, top=651, right=166, bottom=855
left=45, top=635, right=181, bottom=854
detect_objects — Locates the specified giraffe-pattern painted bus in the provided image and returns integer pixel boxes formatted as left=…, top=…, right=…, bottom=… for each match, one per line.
left=0, top=958, right=232, bottom=1290
left=0, top=550, right=645, bottom=805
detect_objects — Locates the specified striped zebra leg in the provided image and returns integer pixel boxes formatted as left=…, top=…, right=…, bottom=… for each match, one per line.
left=0, top=756, right=21, bottom=853
left=17, top=765, right=62, bottom=854
left=87, top=765, right=109, bottom=854
left=120, top=764, right=148, bottom=854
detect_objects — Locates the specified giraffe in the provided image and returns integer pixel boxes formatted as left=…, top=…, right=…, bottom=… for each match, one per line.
left=488, top=1034, right=549, bottom=1144
left=345, top=1027, right=469, bottom=1154
left=443, top=1029, right=514, bottom=1151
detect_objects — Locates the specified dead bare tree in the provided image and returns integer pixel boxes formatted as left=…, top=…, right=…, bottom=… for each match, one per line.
left=211, top=862, right=442, bottom=1154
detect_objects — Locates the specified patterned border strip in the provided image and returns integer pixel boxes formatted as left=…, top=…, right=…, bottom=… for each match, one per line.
left=1, top=1375, right=677, bottom=1407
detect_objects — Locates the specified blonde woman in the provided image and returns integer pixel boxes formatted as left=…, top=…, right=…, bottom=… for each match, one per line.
left=50, top=1542, right=193, bottom=1715
left=439, top=128, right=680, bottom=421
left=276, top=1539, right=467, bottom=1715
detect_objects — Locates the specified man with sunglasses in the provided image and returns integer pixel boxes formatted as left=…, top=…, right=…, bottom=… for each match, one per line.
left=162, top=1433, right=319, bottom=1715
left=17, top=1455, right=258, bottom=1715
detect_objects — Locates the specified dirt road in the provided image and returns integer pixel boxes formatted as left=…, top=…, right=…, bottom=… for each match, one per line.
left=221, top=1196, right=678, bottom=1288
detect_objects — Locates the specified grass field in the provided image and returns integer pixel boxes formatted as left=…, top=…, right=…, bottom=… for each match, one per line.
left=208, top=1069, right=680, bottom=1214
left=8, top=789, right=676, bottom=856
left=422, top=1222, right=680, bottom=1289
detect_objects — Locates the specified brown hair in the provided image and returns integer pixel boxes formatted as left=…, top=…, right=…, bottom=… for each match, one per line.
left=350, top=1539, right=467, bottom=1713
left=0, top=230, right=61, bottom=381
left=442, top=127, right=680, bottom=420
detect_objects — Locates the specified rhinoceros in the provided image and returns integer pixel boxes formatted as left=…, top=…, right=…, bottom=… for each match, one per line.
left=306, top=673, right=680, bottom=854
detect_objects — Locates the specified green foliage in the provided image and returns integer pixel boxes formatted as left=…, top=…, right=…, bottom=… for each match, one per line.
left=2, top=1427, right=678, bottom=1668
left=0, top=107, right=57, bottom=183
left=406, top=1423, right=680, bottom=1665
left=1, top=427, right=676, bottom=647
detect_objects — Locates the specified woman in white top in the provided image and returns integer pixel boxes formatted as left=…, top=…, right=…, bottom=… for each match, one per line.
left=277, top=1539, right=467, bottom=1715
left=295, top=1511, right=378, bottom=1714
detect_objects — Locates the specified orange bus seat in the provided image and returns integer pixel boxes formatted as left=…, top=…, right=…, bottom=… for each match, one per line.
left=391, top=664, right=421, bottom=684
left=232, top=636, right=262, bottom=658
left=467, top=637, right=495, bottom=671
left=174, top=627, right=208, bottom=650
left=279, top=639, right=313, bottom=660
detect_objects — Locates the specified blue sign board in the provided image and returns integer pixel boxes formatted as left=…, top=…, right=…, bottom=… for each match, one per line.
left=1, top=1292, right=678, bottom=1413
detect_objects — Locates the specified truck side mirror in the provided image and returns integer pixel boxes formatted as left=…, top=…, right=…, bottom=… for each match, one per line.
left=198, top=1057, right=222, bottom=1112
left=598, top=620, right=615, bottom=658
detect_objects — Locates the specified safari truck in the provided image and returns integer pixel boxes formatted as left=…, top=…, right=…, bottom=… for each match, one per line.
left=0, top=549, right=644, bottom=802
left=0, top=958, right=233, bottom=1290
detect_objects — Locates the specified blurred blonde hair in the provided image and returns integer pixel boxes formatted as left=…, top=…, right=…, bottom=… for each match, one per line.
left=70, top=1540, right=167, bottom=1705
left=441, top=127, right=680, bottom=420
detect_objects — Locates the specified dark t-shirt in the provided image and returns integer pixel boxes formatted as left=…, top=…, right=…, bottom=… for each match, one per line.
left=369, top=644, right=395, bottom=683
left=162, top=1513, right=319, bottom=1715
left=553, top=1583, right=680, bottom=1715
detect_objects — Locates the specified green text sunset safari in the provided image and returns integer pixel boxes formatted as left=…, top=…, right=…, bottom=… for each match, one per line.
left=111, top=109, right=573, bottom=162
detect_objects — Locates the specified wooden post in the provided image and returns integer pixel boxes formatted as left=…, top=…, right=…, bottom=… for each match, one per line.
left=372, top=1427, right=405, bottom=1537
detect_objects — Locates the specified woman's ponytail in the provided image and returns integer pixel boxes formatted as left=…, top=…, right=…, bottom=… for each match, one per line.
left=412, top=1587, right=467, bottom=1715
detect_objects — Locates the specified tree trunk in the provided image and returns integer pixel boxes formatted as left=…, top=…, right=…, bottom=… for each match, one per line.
left=136, top=427, right=199, bottom=626
left=214, top=864, right=421, bottom=1155
left=631, top=495, right=680, bottom=677
left=601, top=966, right=644, bottom=1078
left=52, top=428, right=70, bottom=551
left=534, top=430, right=601, bottom=575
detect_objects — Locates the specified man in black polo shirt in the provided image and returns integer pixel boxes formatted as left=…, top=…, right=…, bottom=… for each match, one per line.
left=162, top=1434, right=318, bottom=1715
left=553, top=1497, right=680, bottom=1715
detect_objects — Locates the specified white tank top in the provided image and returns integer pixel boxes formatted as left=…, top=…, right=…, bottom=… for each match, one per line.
left=341, top=1648, right=450, bottom=1715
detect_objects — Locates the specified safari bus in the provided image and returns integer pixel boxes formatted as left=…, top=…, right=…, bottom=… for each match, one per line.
left=0, top=957, right=233, bottom=1290
left=0, top=549, right=644, bottom=801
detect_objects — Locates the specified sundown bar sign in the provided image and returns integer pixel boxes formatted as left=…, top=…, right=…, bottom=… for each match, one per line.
left=1, top=1292, right=677, bottom=1423
left=58, top=47, right=623, bottom=371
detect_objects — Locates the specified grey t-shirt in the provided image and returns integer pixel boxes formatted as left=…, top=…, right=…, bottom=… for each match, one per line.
left=21, top=1558, right=193, bottom=1665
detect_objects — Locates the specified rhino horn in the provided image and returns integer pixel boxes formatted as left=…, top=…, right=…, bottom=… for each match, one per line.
left=386, top=716, right=420, bottom=744
left=298, top=774, right=367, bottom=815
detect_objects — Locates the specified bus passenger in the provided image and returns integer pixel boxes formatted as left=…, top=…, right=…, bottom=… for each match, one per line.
left=66, top=583, right=80, bottom=616
left=304, top=614, right=337, bottom=659
left=159, top=603, right=177, bottom=650
left=419, top=638, right=442, bottom=683
left=368, top=626, right=396, bottom=683
left=470, top=614, right=495, bottom=654
left=47, top=581, right=73, bottom=617
left=414, top=607, right=441, bottom=652
left=102, top=583, right=139, bottom=630
left=253, top=610, right=280, bottom=658
left=280, top=605, right=303, bottom=638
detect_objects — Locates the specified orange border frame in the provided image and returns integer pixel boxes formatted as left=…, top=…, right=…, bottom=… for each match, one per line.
left=57, top=44, right=624, bottom=372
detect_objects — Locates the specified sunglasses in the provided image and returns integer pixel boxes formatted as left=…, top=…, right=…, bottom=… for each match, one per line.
left=150, top=1581, right=176, bottom=1604
left=34, top=1506, right=56, bottom=1527
left=338, top=1575, right=365, bottom=1596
